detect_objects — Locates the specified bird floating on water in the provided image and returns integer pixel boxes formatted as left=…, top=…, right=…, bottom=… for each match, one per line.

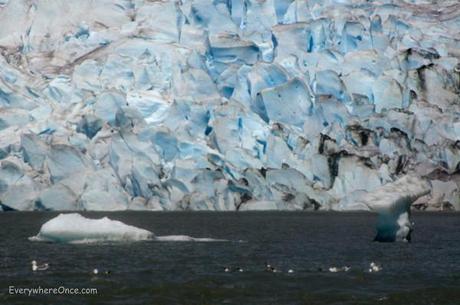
left=93, top=268, right=111, bottom=275
left=329, top=266, right=351, bottom=273
left=271, top=267, right=280, bottom=273
left=31, top=260, right=49, bottom=271
left=264, top=262, right=271, bottom=271
left=223, top=266, right=244, bottom=273
left=369, top=262, right=382, bottom=273
left=265, top=262, right=281, bottom=273
left=328, top=267, right=339, bottom=273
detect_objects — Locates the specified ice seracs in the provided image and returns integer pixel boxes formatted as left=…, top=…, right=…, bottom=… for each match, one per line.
left=0, top=0, right=459, bottom=212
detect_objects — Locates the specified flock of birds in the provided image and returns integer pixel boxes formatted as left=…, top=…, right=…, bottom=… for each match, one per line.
left=30, top=260, right=382, bottom=274
left=223, top=263, right=294, bottom=274
left=327, top=263, right=382, bottom=273
left=222, top=262, right=382, bottom=274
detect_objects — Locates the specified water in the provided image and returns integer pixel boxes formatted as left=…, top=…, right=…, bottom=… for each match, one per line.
left=1, top=212, right=459, bottom=305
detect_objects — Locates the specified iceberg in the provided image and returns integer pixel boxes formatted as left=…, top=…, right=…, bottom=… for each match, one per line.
left=29, top=213, right=154, bottom=243
left=29, top=213, right=226, bottom=243
left=354, top=176, right=431, bottom=242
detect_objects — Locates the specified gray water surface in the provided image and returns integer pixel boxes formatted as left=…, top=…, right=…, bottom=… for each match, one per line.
left=1, top=211, right=459, bottom=305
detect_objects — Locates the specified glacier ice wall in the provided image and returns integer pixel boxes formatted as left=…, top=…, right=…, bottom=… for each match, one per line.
left=0, top=0, right=459, bottom=211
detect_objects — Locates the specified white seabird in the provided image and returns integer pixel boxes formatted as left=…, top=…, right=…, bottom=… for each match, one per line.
left=329, top=266, right=351, bottom=273
left=31, top=260, right=49, bottom=271
left=369, top=262, right=382, bottom=273
left=328, top=267, right=339, bottom=273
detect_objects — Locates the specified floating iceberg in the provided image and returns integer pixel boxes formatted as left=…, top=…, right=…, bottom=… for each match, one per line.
left=29, top=213, right=226, bottom=243
left=355, top=176, right=431, bottom=242
left=29, top=213, right=154, bottom=243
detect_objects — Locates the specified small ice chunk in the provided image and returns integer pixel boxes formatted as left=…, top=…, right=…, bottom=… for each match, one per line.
left=154, top=235, right=227, bottom=242
left=29, top=213, right=154, bottom=243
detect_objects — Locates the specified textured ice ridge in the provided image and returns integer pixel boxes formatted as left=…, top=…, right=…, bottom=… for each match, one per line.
left=0, top=0, right=459, bottom=211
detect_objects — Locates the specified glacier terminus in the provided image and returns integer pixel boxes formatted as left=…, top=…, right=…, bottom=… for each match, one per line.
left=0, top=0, right=459, bottom=215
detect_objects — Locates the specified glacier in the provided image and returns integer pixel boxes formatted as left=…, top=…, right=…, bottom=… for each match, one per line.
left=0, top=0, right=459, bottom=212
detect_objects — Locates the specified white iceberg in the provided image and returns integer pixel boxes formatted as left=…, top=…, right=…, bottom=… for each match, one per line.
left=29, top=213, right=226, bottom=243
left=29, top=213, right=154, bottom=243
left=355, top=176, right=431, bottom=242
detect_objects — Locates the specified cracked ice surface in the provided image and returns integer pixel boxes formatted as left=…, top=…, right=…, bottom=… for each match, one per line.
left=0, top=0, right=459, bottom=211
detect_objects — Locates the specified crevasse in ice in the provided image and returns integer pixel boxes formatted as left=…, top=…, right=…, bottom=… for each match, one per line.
left=1, top=0, right=459, bottom=211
